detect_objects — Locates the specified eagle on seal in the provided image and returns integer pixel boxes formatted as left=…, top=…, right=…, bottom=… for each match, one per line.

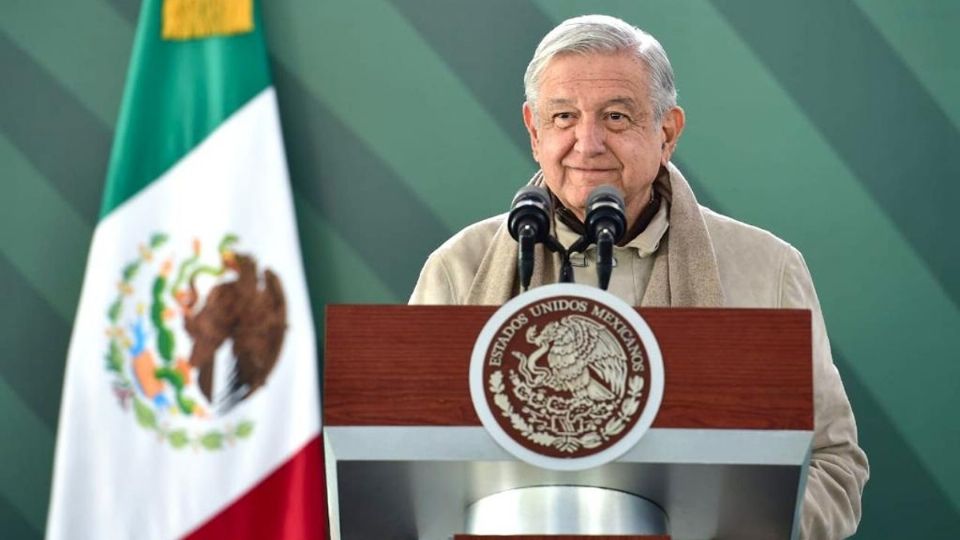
left=180, top=252, right=287, bottom=412
left=524, top=315, right=627, bottom=401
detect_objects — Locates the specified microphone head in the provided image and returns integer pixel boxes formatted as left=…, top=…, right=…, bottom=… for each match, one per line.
left=585, top=186, right=626, bottom=243
left=508, top=186, right=552, bottom=243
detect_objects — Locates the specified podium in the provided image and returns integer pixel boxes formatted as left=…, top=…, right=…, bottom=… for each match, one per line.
left=324, top=306, right=813, bottom=539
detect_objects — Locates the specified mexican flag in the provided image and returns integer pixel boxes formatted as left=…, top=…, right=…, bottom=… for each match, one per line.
left=46, top=1, right=325, bottom=538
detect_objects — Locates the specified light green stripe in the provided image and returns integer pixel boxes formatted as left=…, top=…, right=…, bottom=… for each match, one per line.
left=853, top=0, right=960, bottom=132
left=266, top=0, right=533, bottom=232
left=0, top=0, right=134, bottom=127
left=100, top=0, right=272, bottom=216
left=0, top=377, right=55, bottom=532
left=293, top=194, right=398, bottom=305
left=0, top=133, right=91, bottom=320
left=535, top=0, right=960, bottom=510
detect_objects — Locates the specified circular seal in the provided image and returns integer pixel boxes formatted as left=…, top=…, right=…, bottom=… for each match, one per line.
left=470, top=283, right=664, bottom=471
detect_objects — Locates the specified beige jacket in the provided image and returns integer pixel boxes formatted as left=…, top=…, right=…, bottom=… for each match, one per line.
left=410, top=165, right=868, bottom=539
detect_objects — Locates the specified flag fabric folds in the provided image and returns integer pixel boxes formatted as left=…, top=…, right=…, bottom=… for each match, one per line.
left=46, top=0, right=325, bottom=538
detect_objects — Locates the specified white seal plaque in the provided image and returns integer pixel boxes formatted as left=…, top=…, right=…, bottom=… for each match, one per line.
left=470, top=283, right=665, bottom=471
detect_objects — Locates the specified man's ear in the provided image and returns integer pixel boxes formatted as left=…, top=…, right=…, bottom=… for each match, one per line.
left=659, top=106, right=686, bottom=165
left=522, top=102, right=540, bottom=162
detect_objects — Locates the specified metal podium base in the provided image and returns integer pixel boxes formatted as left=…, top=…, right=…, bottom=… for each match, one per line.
left=464, top=485, right=668, bottom=535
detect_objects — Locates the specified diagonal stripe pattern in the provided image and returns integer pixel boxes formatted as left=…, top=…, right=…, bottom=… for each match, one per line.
left=0, top=1, right=957, bottom=537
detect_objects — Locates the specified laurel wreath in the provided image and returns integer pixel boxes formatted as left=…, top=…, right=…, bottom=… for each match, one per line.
left=105, top=232, right=254, bottom=451
left=489, top=370, right=645, bottom=453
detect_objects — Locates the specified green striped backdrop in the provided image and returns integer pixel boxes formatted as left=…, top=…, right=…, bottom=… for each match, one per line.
left=1, top=1, right=958, bottom=537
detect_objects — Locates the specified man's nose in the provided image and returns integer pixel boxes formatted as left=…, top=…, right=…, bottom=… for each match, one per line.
left=574, top=117, right=606, bottom=155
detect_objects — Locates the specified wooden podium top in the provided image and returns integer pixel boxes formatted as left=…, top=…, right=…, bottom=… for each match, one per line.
left=325, top=306, right=812, bottom=431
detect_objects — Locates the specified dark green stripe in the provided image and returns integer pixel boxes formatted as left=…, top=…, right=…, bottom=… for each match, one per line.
left=711, top=0, right=960, bottom=309
left=100, top=0, right=271, bottom=216
left=833, top=350, right=960, bottom=538
left=0, top=493, right=41, bottom=540
left=272, top=61, right=452, bottom=299
left=0, top=32, right=109, bottom=224
left=294, top=210, right=332, bottom=336
left=388, top=0, right=552, bottom=152
left=104, top=0, right=139, bottom=23
left=0, top=378, right=53, bottom=532
left=294, top=201, right=399, bottom=304
left=0, top=254, right=68, bottom=430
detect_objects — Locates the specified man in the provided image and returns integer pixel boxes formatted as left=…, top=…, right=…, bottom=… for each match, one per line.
left=410, top=14, right=868, bottom=539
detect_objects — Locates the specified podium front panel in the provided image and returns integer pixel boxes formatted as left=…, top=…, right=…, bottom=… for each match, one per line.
left=324, top=307, right=813, bottom=540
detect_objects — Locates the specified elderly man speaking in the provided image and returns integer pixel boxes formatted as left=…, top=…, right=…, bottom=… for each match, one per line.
left=410, top=14, right=868, bottom=539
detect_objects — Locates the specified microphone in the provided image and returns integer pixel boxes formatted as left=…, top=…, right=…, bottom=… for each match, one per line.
left=508, top=186, right=552, bottom=291
left=585, top=186, right=627, bottom=290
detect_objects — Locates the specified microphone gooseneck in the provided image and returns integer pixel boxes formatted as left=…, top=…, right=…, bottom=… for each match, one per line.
left=585, top=186, right=627, bottom=290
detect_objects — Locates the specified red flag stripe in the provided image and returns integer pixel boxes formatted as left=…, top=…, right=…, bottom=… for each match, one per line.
left=184, top=435, right=327, bottom=540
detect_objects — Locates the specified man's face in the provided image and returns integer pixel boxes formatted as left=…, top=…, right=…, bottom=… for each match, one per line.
left=523, top=52, right=683, bottom=225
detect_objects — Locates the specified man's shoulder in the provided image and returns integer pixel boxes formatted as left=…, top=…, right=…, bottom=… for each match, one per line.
left=698, top=206, right=802, bottom=307
left=432, top=212, right=507, bottom=263
left=410, top=213, right=508, bottom=305
left=700, top=205, right=795, bottom=255
left=423, top=213, right=506, bottom=289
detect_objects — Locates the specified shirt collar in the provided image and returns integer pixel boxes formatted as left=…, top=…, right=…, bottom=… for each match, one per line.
left=554, top=198, right=669, bottom=258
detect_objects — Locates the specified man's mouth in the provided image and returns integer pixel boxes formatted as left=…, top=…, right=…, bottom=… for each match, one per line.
left=565, top=166, right=619, bottom=179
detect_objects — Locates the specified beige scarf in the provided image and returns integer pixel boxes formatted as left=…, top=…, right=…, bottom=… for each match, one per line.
left=464, top=162, right=725, bottom=307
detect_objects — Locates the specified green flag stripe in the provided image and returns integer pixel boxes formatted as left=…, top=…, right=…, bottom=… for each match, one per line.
left=0, top=34, right=110, bottom=223
left=101, top=0, right=272, bottom=217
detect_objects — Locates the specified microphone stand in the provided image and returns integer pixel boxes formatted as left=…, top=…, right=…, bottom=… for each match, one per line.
left=517, top=224, right=537, bottom=290
left=595, top=227, right=615, bottom=290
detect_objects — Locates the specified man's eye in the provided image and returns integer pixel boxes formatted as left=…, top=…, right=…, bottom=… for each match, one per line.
left=552, top=113, right=576, bottom=127
left=604, top=112, right=632, bottom=130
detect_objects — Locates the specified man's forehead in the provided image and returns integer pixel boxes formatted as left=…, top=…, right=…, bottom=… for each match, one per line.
left=538, top=53, right=648, bottom=92
left=542, top=96, right=643, bottom=110
left=542, top=51, right=648, bottom=78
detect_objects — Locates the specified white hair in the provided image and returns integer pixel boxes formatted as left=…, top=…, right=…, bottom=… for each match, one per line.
left=524, top=14, right=677, bottom=122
